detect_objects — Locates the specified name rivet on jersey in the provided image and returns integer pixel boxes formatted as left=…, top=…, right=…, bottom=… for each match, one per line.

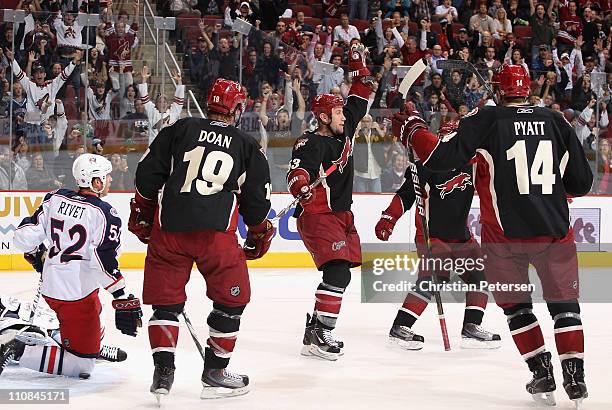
left=198, top=130, right=232, bottom=149
left=514, top=121, right=545, bottom=136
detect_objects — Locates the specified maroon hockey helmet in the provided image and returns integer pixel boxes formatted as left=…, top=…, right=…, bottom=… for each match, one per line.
left=492, top=64, right=531, bottom=98
left=207, top=78, right=247, bottom=118
left=311, top=94, right=344, bottom=120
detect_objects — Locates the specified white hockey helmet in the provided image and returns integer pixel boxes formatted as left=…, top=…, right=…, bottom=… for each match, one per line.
left=72, top=153, right=113, bottom=193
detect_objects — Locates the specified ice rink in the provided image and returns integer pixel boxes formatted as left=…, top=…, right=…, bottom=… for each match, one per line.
left=1, top=267, right=611, bottom=410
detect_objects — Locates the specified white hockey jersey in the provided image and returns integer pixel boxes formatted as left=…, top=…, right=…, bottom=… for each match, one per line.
left=137, top=82, right=185, bottom=143
left=86, top=87, right=117, bottom=120
left=53, top=13, right=83, bottom=48
left=13, top=189, right=125, bottom=302
left=12, top=60, right=75, bottom=125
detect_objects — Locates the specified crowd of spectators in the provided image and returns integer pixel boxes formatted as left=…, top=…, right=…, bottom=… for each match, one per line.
left=179, top=0, right=612, bottom=194
left=0, top=0, right=184, bottom=190
left=1, top=0, right=612, bottom=195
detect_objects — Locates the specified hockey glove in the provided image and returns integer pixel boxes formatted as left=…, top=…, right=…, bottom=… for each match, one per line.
left=287, top=168, right=314, bottom=205
left=348, top=43, right=371, bottom=80
left=128, top=192, right=156, bottom=244
left=375, top=195, right=405, bottom=241
left=112, top=294, right=143, bottom=337
left=24, top=244, right=47, bottom=273
left=392, top=111, right=428, bottom=148
left=243, top=219, right=275, bottom=260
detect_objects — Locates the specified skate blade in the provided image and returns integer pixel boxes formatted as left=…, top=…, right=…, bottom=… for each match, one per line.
left=388, top=336, right=424, bottom=351
left=531, top=391, right=556, bottom=406
left=301, top=344, right=340, bottom=361
left=200, top=384, right=249, bottom=399
left=151, top=388, right=169, bottom=407
left=460, top=337, right=501, bottom=350
left=572, top=397, right=586, bottom=410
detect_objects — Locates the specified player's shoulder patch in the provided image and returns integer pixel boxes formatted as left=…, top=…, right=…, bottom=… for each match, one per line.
left=294, top=137, right=309, bottom=150
left=109, top=207, right=119, bottom=217
left=463, top=107, right=479, bottom=119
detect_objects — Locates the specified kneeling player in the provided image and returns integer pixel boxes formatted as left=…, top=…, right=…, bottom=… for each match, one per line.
left=2, top=154, right=142, bottom=379
left=376, top=122, right=500, bottom=350
left=129, top=78, right=273, bottom=401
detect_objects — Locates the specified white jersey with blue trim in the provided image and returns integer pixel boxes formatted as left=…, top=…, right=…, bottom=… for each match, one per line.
left=12, top=189, right=125, bottom=302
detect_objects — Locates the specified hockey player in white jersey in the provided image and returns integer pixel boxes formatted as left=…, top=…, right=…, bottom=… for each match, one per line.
left=137, top=65, right=185, bottom=143
left=6, top=49, right=81, bottom=128
left=0, top=154, right=142, bottom=378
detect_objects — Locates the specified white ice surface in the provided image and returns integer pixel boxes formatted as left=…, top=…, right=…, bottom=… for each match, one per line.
left=0, top=268, right=610, bottom=410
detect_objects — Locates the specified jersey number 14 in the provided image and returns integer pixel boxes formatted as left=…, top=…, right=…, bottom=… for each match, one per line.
left=506, top=140, right=555, bottom=195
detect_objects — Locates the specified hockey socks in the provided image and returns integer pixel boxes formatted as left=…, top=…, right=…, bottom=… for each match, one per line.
left=205, top=304, right=245, bottom=369
left=505, top=304, right=546, bottom=360
left=464, top=290, right=488, bottom=326
left=393, top=278, right=432, bottom=328
left=148, top=306, right=180, bottom=368
left=314, top=282, right=345, bottom=329
left=548, top=301, right=584, bottom=362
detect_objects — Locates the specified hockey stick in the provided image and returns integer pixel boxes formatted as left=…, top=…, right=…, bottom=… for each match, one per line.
left=181, top=310, right=206, bottom=361
left=436, top=59, right=497, bottom=104
left=399, top=59, right=452, bottom=351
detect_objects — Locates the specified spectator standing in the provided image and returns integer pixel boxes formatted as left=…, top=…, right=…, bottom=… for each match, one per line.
left=104, top=10, right=139, bottom=97
left=120, top=84, right=138, bottom=118
left=138, top=66, right=185, bottom=143
left=354, top=115, right=387, bottom=192
left=529, top=0, right=556, bottom=67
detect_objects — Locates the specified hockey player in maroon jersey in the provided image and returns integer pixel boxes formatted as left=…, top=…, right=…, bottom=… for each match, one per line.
left=287, top=43, right=373, bottom=361
left=375, top=121, right=500, bottom=350
left=129, top=79, right=273, bottom=401
left=393, top=64, right=593, bottom=407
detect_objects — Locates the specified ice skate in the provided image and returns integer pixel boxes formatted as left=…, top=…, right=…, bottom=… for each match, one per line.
left=388, top=325, right=425, bottom=350
left=201, top=368, right=250, bottom=399
left=301, top=319, right=342, bottom=361
left=526, top=352, right=556, bottom=406
left=98, top=345, right=127, bottom=362
left=150, top=365, right=175, bottom=406
left=0, top=339, right=25, bottom=376
left=460, top=323, right=501, bottom=349
left=301, top=313, right=343, bottom=357
left=561, top=358, right=587, bottom=409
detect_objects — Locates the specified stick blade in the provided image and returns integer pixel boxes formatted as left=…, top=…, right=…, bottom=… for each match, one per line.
left=398, top=58, right=427, bottom=97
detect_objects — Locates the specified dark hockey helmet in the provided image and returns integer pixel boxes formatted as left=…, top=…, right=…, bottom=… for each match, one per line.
left=311, top=94, right=344, bottom=121
left=492, top=63, right=531, bottom=98
left=207, top=78, right=247, bottom=121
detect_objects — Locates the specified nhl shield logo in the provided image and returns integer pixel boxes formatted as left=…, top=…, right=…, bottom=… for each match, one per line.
left=230, top=286, right=241, bottom=297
